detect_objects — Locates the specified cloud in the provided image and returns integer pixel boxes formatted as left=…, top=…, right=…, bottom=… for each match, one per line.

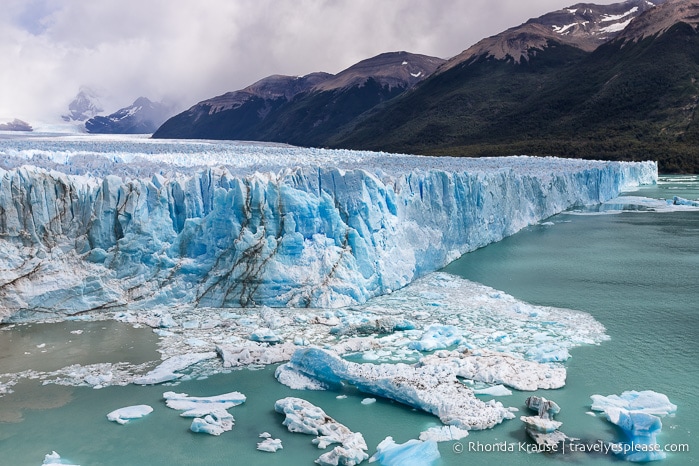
left=0, top=0, right=620, bottom=122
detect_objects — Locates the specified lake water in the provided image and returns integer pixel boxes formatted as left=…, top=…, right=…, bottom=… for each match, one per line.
left=0, top=176, right=696, bottom=465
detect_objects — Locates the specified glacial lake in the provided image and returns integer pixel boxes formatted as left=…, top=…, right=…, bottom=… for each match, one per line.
left=0, top=176, right=696, bottom=465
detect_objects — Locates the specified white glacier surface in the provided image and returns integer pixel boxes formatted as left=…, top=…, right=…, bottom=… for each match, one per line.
left=0, top=137, right=656, bottom=321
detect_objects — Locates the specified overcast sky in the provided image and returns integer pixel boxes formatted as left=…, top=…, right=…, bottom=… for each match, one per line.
left=0, top=0, right=621, bottom=122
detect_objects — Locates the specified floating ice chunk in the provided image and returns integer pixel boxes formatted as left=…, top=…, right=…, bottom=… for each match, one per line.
left=590, top=390, right=677, bottom=416
left=408, top=325, right=464, bottom=351
left=163, top=391, right=246, bottom=411
left=520, top=415, right=562, bottom=433
left=275, top=397, right=369, bottom=465
left=275, top=363, right=328, bottom=390
left=606, top=408, right=666, bottom=462
left=106, top=405, right=153, bottom=425
left=361, top=398, right=376, bottom=405
left=42, top=451, right=80, bottom=465
left=369, top=437, right=440, bottom=466
left=420, top=350, right=566, bottom=391
left=473, top=385, right=512, bottom=397
left=419, top=425, right=469, bottom=442
left=257, top=433, right=283, bottom=452
left=249, top=328, right=281, bottom=343
left=189, top=410, right=235, bottom=436
left=671, top=196, right=699, bottom=207
left=279, top=348, right=515, bottom=430
left=133, top=352, right=217, bottom=385
left=591, top=391, right=676, bottom=462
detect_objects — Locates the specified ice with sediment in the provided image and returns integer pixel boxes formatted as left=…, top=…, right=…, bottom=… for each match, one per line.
left=106, top=405, right=153, bottom=424
left=278, top=347, right=517, bottom=430
left=0, top=136, right=656, bottom=321
left=274, top=397, right=369, bottom=465
left=369, top=437, right=440, bottom=466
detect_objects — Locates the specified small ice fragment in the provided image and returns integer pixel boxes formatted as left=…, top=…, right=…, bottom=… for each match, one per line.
left=42, top=451, right=80, bottom=465
left=106, top=405, right=153, bottom=425
left=361, top=398, right=376, bottom=405
left=369, top=437, right=440, bottom=465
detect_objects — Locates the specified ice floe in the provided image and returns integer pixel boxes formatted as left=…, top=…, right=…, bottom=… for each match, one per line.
left=275, top=397, right=369, bottom=465
left=163, top=390, right=246, bottom=436
left=132, top=352, right=217, bottom=385
left=106, top=405, right=153, bottom=425
left=418, top=425, right=470, bottom=442
left=277, top=347, right=516, bottom=430
left=257, top=432, right=283, bottom=452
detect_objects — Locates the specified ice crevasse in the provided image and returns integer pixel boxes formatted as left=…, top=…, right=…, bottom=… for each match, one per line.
left=0, top=145, right=656, bottom=320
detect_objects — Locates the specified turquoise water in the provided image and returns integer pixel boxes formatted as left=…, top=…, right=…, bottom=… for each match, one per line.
left=0, top=177, right=697, bottom=465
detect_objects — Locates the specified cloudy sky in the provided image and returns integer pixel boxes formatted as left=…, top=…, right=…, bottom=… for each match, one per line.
left=0, top=0, right=620, bottom=123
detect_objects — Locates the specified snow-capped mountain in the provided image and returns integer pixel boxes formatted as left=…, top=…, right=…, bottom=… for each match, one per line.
left=62, top=87, right=104, bottom=122
left=85, top=97, right=175, bottom=134
left=439, top=0, right=663, bottom=68
left=614, top=0, right=699, bottom=42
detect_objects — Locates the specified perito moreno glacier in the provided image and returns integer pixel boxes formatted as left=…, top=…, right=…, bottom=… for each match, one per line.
left=0, top=137, right=657, bottom=321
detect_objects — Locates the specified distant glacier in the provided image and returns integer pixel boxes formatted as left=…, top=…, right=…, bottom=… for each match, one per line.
left=0, top=136, right=656, bottom=321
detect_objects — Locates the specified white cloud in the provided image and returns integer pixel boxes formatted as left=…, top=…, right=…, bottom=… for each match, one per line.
left=0, top=0, right=621, bottom=123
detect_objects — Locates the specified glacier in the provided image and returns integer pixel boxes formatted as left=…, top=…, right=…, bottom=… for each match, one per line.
left=0, top=136, right=656, bottom=320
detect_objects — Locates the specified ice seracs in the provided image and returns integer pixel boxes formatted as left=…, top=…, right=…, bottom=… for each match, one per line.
left=106, top=405, right=153, bottom=425
left=0, top=137, right=656, bottom=321
left=274, top=397, right=369, bottom=465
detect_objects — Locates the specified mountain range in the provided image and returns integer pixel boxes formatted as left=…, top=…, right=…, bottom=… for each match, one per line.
left=154, top=0, right=699, bottom=172
left=85, top=97, right=174, bottom=134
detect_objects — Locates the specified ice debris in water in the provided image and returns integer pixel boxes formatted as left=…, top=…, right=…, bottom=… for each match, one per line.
left=277, top=347, right=516, bottom=430
left=275, top=397, right=369, bottom=465
left=257, top=432, right=283, bottom=452
left=106, top=405, right=153, bottom=425
left=418, top=425, right=470, bottom=442
left=591, top=390, right=677, bottom=462
left=163, top=390, right=246, bottom=436
left=132, top=352, right=217, bottom=385
left=369, top=437, right=440, bottom=466
left=42, top=451, right=79, bottom=465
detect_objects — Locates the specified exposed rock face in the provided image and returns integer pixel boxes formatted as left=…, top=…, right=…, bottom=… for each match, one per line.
left=615, top=0, right=699, bottom=42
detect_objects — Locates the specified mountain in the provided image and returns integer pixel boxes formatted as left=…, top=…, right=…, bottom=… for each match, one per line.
left=0, top=118, right=33, bottom=131
left=62, top=87, right=104, bottom=122
left=152, top=51, right=445, bottom=144
left=85, top=97, right=175, bottom=134
left=333, top=0, right=699, bottom=173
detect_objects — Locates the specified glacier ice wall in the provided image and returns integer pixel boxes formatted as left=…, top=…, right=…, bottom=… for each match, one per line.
left=0, top=139, right=656, bottom=320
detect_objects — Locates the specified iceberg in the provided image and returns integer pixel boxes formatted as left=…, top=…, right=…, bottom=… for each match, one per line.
left=274, top=397, right=369, bottom=465
left=277, top=347, right=516, bottom=430
left=0, top=137, right=656, bottom=321
left=369, top=437, right=440, bottom=466
left=189, top=410, right=235, bottom=436
left=591, top=391, right=677, bottom=462
left=106, top=404, right=153, bottom=424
